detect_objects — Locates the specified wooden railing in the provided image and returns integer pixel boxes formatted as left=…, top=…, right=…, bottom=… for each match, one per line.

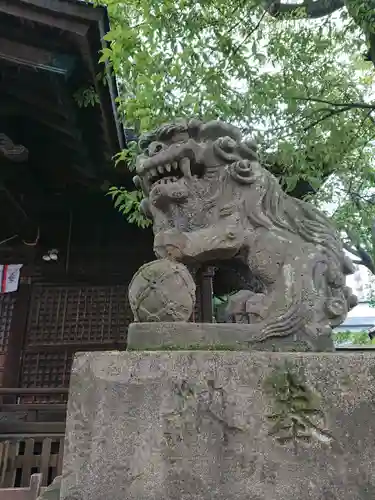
left=0, top=438, right=64, bottom=488
left=0, top=388, right=68, bottom=437
left=0, top=473, right=44, bottom=499
left=0, top=388, right=69, bottom=398
left=0, top=388, right=67, bottom=488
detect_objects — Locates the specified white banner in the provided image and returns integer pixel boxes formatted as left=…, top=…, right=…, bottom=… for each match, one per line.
left=0, top=264, right=23, bottom=293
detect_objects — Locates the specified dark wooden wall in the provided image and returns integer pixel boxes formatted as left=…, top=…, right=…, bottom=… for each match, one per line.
left=0, top=193, right=155, bottom=399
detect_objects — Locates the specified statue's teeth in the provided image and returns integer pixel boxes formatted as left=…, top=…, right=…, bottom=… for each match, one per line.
left=157, top=165, right=164, bottom=174
left=179, top=157, right=191, bottom=178
left=172, top=161, right=178, bottom=170
left=150, top=167, right=157, bottom=177
left=165, top=163, right=171, bottom=172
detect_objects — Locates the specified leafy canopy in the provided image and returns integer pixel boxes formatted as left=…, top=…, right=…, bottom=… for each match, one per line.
left=96, top=0, right=375, bottom=269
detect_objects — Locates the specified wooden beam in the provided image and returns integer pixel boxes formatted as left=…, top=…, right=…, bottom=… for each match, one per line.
left=23, top=120, right=85, bottom=155
left=0, top=404, right=66, bottom=411
left=0, top=388, right=68, bottom=396
left=79, top=38, right=115, bottom=156
left=19, top=0, right=105, bottom=23
left=0, top=185, right=39, bottom=233
left=51, top=85, right=101, bottom=178
left=25, top=342, right=125, bottom=352
left=0, top=421, right=65, bottom=434
left=3, top=94, right=78, bottom=139
left=2, top=80, right=101, bottom=177
left=0, top=83, right=70, bottom=120
left=0, top=60, right=71, bottom=95
left=0, top=37, right=68, bottom=75
left=0, top=0, right=89, bottom=35
left=0, top=433, right=64, bottom=439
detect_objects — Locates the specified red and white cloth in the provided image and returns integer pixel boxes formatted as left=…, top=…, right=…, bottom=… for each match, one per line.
left=0, top=264, right=23, bottom=293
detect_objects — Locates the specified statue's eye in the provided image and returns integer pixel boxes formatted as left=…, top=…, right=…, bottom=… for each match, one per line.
left=222, top=137, right=236, bottom=151
left=148, top=142, right=164, bottom=156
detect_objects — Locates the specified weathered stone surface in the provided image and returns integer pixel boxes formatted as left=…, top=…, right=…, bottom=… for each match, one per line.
left=62, top=350, right=375, bottom=500
left=37, top=476, right=61, bottom=500
left=128, top=259, right=196, bottom=322
left=130, top=119, right=358, bottom=350
left=127, top=321, right=335, bottom=352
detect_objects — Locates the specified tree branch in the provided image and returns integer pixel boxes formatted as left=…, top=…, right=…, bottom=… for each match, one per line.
left=233, top=11, right=267, bottom=56
left=371, top=218, right=375, bottom=262
left=303, top=106, right=352, bottom=130
left=345, top=228, right=375, bottom=274
left=294, top=97, right=375, bottom=131
left=345, top=242, right=375, bottom=273
left=368, top=33, right=375, bottom=69
left=354, top=247, right=375, bottom=273
left=264, top=0, right=344, bottom=19
left=343, top=242, right=361, bottom=258
left=290, top=96, right=375, bottom=110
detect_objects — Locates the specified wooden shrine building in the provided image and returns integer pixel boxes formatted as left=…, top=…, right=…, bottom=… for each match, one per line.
left=0, top=0, right=159, bottom=488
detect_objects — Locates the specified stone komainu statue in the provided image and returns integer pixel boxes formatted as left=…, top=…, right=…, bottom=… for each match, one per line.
left=133, top=119, right=357, bottom=351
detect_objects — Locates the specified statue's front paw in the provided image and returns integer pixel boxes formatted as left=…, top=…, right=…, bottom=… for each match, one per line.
left=154, top=230, right=188, bottom=260
left=225, top=290, right=255, bottom=323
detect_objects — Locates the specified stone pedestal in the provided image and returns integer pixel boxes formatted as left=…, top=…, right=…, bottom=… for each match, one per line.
left=61, top=346, right=375, bottom=499
left=127, top=321, right=334, bottom=351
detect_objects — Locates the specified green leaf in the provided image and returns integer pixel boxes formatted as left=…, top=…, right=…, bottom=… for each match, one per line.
left=99, top=47, right=113, bottom=64
left=284, top=175, right=299, bottom=193
left=99, top=0, right=375, bottom=262
left=113, top=195, right=124, bottom=209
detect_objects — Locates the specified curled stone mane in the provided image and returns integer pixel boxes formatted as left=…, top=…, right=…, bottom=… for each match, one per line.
left=138, top=122, right=189, bottom=151
left=138, top=118, right=246, bottom=153
left=244, top=170, right=345, bottom=270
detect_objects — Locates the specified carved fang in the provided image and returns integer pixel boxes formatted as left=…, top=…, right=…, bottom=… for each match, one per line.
left=179, top=157, right=191, bottom=178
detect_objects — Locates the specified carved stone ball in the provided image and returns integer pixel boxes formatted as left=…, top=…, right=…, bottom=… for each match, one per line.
left=128, top=259, right=196, bottom=322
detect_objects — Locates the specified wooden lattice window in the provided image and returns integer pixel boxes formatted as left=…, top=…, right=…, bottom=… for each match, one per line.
left=25, top=285, right=131, bottom=347
left=0, top=293, right=16, bottom=354
left=20, top=352, right=72, bottom=390
left=20, top=285, right=133, bottom=396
